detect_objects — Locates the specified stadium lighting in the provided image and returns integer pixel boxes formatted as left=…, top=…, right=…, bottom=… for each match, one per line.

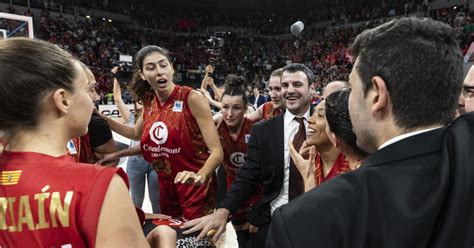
left=108, top=19, right=112, bottom=23
left=86, top=15, right=90, bottom=19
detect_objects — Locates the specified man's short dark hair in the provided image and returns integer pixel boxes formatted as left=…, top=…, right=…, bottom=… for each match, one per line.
left=282, top=63, right=315, bottom=85
left=350, top=17, right=463, bottom=129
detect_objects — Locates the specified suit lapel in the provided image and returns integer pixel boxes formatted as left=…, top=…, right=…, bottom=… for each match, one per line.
left=271, top=114, right=285, bottom=179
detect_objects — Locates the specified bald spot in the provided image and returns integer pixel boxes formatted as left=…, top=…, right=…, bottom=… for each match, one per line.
left=322, top=81, right=350, bottom=98
left=465, top=66, right=474, bottom=86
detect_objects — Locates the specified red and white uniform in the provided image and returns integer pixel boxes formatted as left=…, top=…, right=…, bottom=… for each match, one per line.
left=0, top=151, right=126, bottom=248
left=218, top=118, right=261, bottom=224
left=141, top=86, right=216, bottom=219
left=314, top=152, right=351, bottom=187
left=261, top=102, right=283, bottom=121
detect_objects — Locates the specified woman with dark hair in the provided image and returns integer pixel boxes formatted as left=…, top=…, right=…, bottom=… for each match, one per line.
left=98, top=45, right=223, bottom=222
left=216, top=75, right=261, bottom=247
left=288, top=83, right=354, bottom=192
left=325, top=88, right=368, bottom=169
left=0, top=38, right=148, bottom=247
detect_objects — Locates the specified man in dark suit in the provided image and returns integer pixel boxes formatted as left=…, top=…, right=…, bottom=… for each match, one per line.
left=267, top=17, right=473, bottom=247
left=248, top=85, right=268, bottom=109
left=181, top=63, right=314, bottom=246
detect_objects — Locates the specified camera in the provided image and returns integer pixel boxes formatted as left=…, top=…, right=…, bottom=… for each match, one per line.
left=203, top=36, right=224, bottom=48
left=112, top=55, right=134, bottom=84
left=201, top=32, right=230, bottom=66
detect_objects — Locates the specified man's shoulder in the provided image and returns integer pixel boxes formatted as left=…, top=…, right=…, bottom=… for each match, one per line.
left=253, top=113, right=283, bottom=129
left=279, top=170, right=361, bottom=219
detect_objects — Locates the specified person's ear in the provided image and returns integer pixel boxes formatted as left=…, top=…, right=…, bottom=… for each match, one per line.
left=370, top=76, right=389, bottom=116
left=52, top=88, right=70, bottom=115
left=139, top=70, right=146, bottom=81
left=333, top=133, right=342, bottom=148
left=327, top=130, right=339, bottom=148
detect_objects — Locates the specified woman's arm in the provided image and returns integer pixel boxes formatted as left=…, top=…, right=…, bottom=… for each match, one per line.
left=95, top=145, right=142, bottom=165
left=245, top=103, right=264, bottom=122
left=174, top=91, right=223, bottom=185
left=207, top=77, right=222, bottom=102
left=200, top=88, right=222, bottom=110
left=95, top=109, right=143, bottom=141
left=95, top=175, right=150, bottom=247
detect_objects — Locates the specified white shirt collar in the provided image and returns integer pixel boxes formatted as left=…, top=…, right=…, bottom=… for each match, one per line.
left=378, top=126, right=443, bottom=150
left=284, top=107, right=311, bottom=123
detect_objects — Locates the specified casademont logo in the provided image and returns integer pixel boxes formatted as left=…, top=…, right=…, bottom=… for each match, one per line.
left=149, top=122, right=168, bottom=145
left=230, top=152, right=245, bottom=168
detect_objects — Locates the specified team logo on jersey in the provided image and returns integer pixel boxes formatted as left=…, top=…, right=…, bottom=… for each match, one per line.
left=149, top=122, right=168, bottom=145
left=173, top=101, right=183, bottom=112
left=244, top=134, right=251, bottom=143
left=0, top=170, right=22, bottom=185
left=66, top=140, right=77, bottom=155
left=230, top=152, right=245, bottom=168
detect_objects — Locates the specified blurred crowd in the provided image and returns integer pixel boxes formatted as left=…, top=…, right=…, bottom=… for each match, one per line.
left=1, top=1, right=472, bottom=102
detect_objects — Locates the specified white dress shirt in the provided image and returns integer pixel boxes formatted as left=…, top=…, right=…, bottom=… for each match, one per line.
left=378, top=126, right=442, bottom=150
left=270, top=108, right=311, bottom=214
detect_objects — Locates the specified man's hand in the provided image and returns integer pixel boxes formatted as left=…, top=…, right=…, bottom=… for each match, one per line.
left=144, top=213, right=172, bottom=220
left=174, top=171, right=206, bottom=185
left=249, top=224, right=259, bottom=233
left=289, top=141, right=316, bottom=191
left=95, top=152, right=119, bottom=166
left=181, top=208, right=229, bottom=242
left=111, top=66, right=119, bottom=74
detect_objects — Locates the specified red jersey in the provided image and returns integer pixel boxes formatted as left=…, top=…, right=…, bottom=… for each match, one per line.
left=141, top=86, right=209, bottom=178
left=217, top=118, right=261, bottom=223
left=218, top=118, right=254, bottom=189
left=66, top=135, right=97, bottom=164
left=314, top=152, right=351, bottom=187
left=261, top=102, right=283, bottom=120
left=0, top=151, right=126, bottom=247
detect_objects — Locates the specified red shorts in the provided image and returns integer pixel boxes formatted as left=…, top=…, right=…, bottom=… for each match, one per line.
left=158, top=174, right=216, bottom=220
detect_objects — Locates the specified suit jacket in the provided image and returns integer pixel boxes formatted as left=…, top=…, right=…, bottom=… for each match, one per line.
left=218, top=113, right=285, bottom=226
left=268, top=127, right=454, bottom=248
left=249, top=95, right=267, bottom=108
left=428, top=113, right=474, bottom=248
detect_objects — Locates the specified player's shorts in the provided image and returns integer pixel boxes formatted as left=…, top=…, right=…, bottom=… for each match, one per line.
left=158, top=174, right=216, bottom=220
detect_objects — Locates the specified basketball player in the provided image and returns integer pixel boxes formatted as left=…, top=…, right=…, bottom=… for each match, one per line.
left=217, top=76, right=262, bottom=247
left=98, top=45, right=223, bottom=222
left=0, top=38, right=147, bottom=247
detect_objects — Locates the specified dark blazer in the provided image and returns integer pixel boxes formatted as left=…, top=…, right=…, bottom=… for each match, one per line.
left=249, top=95, right=267, bottom=108
left=428, top=113, right=474, bottom=248
left=268, top=127, right=454, bottom=248
left=218, top=113, right=285, bottom=226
